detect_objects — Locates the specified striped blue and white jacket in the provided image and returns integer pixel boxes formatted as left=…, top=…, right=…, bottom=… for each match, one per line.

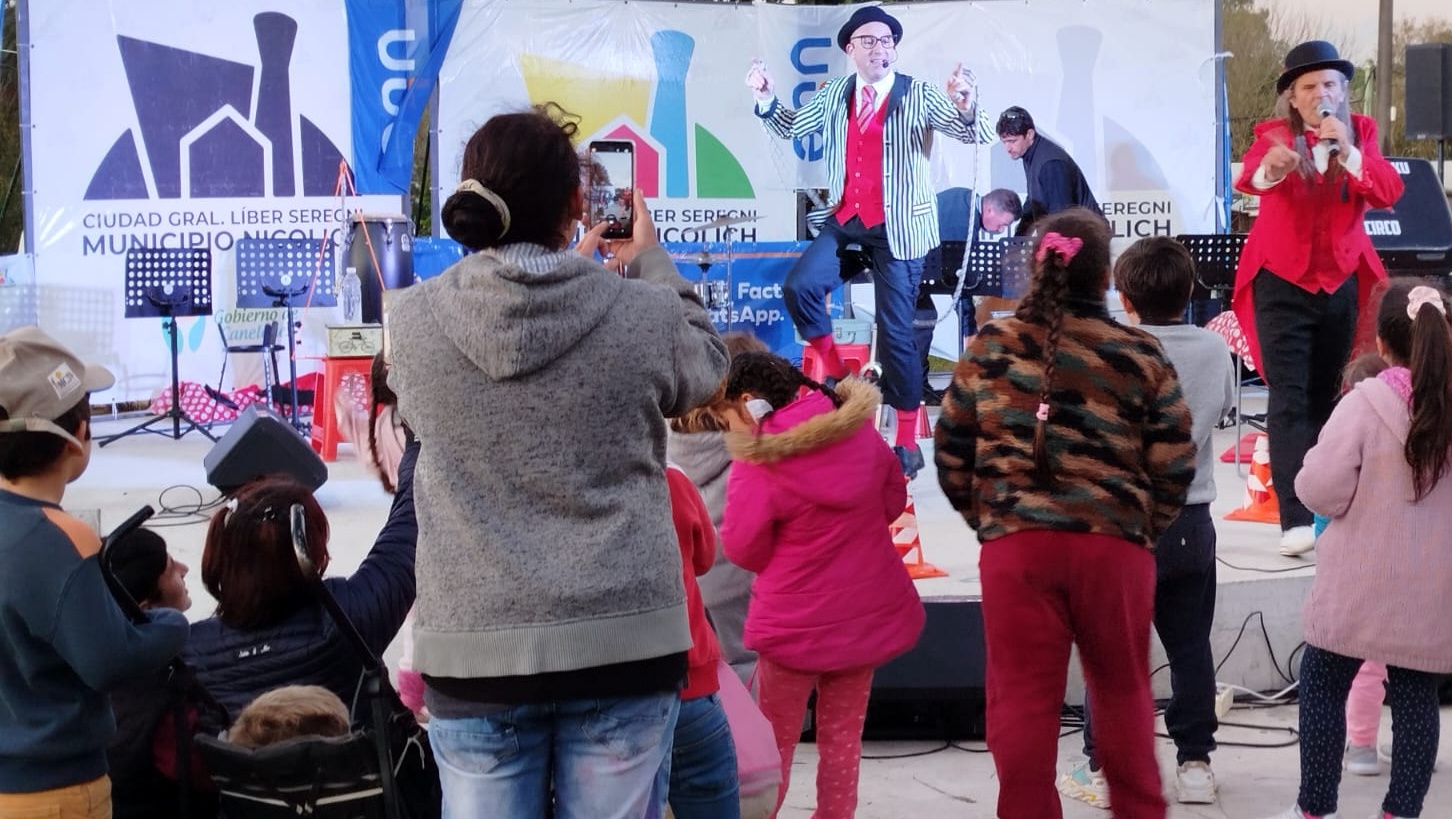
left=758, top=72, right=991, bottom=260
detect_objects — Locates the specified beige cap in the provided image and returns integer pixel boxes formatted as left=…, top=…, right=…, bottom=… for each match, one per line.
left=0, top=326, right=115, bottom=446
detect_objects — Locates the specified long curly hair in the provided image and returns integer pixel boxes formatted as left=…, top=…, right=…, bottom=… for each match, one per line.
left=722, top=351, right=841, bottom=430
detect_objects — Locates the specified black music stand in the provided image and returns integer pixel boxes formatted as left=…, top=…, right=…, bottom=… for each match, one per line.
left=98, top=248, right=216, bottom=447
left=236, top=238, right=336, bottom=432
left=941, top=237, right=1035, bottom=300
left=1176, top=234, right=1247, bottom=298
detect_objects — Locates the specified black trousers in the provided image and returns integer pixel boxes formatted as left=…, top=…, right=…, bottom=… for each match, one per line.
left=1251, top=270, right=1358, bottom=530
left=1081, top=504, right=1218, bottom=766
left=1297, top=645, right=1441, bottom=817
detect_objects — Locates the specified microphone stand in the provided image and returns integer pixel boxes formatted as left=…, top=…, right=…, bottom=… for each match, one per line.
left=263, top=283, right=310, bottom=432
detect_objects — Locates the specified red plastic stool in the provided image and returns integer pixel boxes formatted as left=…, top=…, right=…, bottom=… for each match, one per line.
left=309, top=356, right=373, bottom=461
left=800, top=343, right=870, bottom=384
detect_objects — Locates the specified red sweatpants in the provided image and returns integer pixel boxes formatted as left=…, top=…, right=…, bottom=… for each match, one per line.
left=980, top=530, right=1165, bottom=819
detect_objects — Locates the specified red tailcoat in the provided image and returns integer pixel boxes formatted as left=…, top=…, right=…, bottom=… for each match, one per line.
left=1232, top=115, right=1404, bottom=372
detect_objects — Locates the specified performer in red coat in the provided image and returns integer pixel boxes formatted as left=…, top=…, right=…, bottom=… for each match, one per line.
left=1232, top=40, right=1403, bottom=557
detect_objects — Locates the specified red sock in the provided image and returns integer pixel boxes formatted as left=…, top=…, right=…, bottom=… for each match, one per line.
left=807, top=334, right=848, bottom=380
left=895, top=407, right=918, bottom=446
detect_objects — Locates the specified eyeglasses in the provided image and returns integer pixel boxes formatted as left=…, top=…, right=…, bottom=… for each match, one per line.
left=851, top=35, right=896, bottom=49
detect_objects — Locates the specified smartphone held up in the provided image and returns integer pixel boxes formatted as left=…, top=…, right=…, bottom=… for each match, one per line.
left=587, top=140, right=635, bottom=240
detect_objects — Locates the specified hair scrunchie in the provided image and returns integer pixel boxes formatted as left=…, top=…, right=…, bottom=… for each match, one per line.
left=455, top=179, right=512, bottom=239
left=1035, top=232, right=1083, bottom=265
left=1406, top=285, right=1447, bottom=320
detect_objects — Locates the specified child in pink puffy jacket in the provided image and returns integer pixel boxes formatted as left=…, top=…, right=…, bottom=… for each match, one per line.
left=719, top=351, right=924, bottom=819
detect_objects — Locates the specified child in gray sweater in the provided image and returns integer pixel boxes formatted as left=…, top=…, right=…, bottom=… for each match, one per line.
left=1058, top=237, right=1236, bottom=809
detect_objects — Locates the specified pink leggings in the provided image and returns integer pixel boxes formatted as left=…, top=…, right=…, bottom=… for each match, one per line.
left=1346, top=659, right=1388, bottom=747
left=756, top=659, right=874, bottom=819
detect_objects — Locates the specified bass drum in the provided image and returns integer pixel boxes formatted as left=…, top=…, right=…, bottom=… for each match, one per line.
left=345, top=213, right=414, bottom=324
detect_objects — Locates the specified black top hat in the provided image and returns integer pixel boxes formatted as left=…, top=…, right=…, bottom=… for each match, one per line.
left=1276, top=41, right=1355, bottom=94
left=836, top=6, right=903, bottom=51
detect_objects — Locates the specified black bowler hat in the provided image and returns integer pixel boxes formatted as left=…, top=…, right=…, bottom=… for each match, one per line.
left=1276, top=40, right=1355, bottom=94
left=836, top=6, right=903, bottom=51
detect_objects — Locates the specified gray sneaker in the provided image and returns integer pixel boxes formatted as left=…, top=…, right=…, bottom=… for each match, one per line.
left=1344, top=743, right=1381, bottom=776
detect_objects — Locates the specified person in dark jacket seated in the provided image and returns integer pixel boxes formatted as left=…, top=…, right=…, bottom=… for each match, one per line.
left=183, top=441, right=419, bottom=720
left=106, top=527, right=219, bottom=819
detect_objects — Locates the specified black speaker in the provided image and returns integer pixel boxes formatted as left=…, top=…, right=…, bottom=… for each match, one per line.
left=203, top=404, right=328, bottom=494
left=860, top=597, right=988, bottom=741
left=1405, top=43, right=1452, bottom=141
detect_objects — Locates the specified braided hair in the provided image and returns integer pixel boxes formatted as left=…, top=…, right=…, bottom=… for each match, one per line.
left=1014, top=208, right=1112, bottom=483
left=723, top=351, right=841, bottom=429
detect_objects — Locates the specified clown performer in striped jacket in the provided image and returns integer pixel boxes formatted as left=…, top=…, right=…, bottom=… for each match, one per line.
left=746, top=5, right=991, bottom=479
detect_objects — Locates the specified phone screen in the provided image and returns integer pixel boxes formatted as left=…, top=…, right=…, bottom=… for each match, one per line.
left=588, top=141, right=634, bottom=239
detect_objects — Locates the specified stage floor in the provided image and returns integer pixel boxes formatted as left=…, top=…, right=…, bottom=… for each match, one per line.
left=80, top=391, right=1307, bottom=699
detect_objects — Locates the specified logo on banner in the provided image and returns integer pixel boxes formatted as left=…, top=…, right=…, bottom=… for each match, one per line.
left=85, top=12, right=348, bottom=201
left=518, top=30, right=754, bottom=199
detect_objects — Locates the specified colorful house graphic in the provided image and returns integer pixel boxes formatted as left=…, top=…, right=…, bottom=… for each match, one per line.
left=519, top=30, right=753, bottom=199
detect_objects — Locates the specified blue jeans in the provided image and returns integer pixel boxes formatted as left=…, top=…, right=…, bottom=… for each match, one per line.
left=784, top=216, right=925, bottom=411
left=669, top=694, right=740, bottom=819
left=430, top=693, right=679, bottom=819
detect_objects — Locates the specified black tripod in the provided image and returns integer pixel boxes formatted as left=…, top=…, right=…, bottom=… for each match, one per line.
left=264, top=283, right=310, bottom=432
left=98, top=247, right=217, bottom=448
left=98, top=294, right=216, bottom=447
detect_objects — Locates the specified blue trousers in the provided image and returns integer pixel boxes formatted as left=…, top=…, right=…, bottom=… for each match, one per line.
left=783, top=216, right=924, bottom=411
left=430, top=693, right=678, bottom=819
left=669, top=694, right=741, bottom=819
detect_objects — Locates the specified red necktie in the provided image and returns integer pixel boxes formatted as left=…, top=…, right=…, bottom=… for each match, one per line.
left=857, top=86, right=876, bottom=133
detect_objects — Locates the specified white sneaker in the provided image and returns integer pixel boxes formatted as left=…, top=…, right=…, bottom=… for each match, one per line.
left=1344, top=743, right=1382, bottom=776
left=1175, top=760, right=1217, bottom=803
left=1056, top=761, right=1110, bottom=809
left=1280, top=525, right=1317, bottom=556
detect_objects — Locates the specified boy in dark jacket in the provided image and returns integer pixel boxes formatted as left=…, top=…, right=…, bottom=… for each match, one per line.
left=0, top=327, right=189, bottom=816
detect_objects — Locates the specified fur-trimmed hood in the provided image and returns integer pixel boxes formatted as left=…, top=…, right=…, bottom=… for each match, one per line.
left=726, top=378, right=880, bottom=464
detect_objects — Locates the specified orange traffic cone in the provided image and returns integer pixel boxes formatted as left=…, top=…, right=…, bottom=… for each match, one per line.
left=892, top=486, right=948, bottom=579
left=915, top=402, right=932, bottom=439
left=1225, top=433, right=1280, bottom=524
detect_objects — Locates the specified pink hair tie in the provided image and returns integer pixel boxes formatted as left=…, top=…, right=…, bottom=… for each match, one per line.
left=1036, top=402, right=1050, bottom=421
left=1035, top=232, right=1083, bottom=265
left=1406, top=285, right=1446, bottom=320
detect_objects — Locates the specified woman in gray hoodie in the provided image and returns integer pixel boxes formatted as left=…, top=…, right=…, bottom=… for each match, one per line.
left=388, top=104, right=728, bottom=819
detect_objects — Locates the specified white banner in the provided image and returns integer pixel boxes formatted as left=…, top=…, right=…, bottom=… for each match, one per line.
left=25, top=0, right=402, bottom=400
left=436, top=0, right=1217, bottom=247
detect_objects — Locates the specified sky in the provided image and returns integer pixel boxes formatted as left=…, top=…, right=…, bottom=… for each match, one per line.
left=1260, top=0, right=1452, bottom=60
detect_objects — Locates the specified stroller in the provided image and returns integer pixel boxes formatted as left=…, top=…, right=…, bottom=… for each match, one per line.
left=190, top=503, right=441, bottom=819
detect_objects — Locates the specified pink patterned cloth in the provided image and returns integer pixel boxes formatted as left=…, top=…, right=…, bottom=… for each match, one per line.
left=1205, top=312, right=1256, bottom=372
left=148, top=382, right=269, bottom=424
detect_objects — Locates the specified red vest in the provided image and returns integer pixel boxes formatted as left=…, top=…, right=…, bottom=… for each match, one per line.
left=837, top=91, right=888, bottom=228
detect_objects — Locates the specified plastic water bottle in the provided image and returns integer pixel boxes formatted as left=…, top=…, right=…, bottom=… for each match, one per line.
left=340, top=266, right=361, bottom=323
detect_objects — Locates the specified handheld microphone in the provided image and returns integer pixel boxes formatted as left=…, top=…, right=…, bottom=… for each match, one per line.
left=1316, top=103, right=1341, bottom=156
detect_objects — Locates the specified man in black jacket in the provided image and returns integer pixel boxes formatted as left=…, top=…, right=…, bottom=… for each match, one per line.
left=997, top=106, right=1099, bottom=234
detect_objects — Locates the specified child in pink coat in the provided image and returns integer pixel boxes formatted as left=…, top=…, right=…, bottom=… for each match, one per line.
left=719, top=351, right=925, bottom=819
left=1262, top=281, right=1452, bottom=819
